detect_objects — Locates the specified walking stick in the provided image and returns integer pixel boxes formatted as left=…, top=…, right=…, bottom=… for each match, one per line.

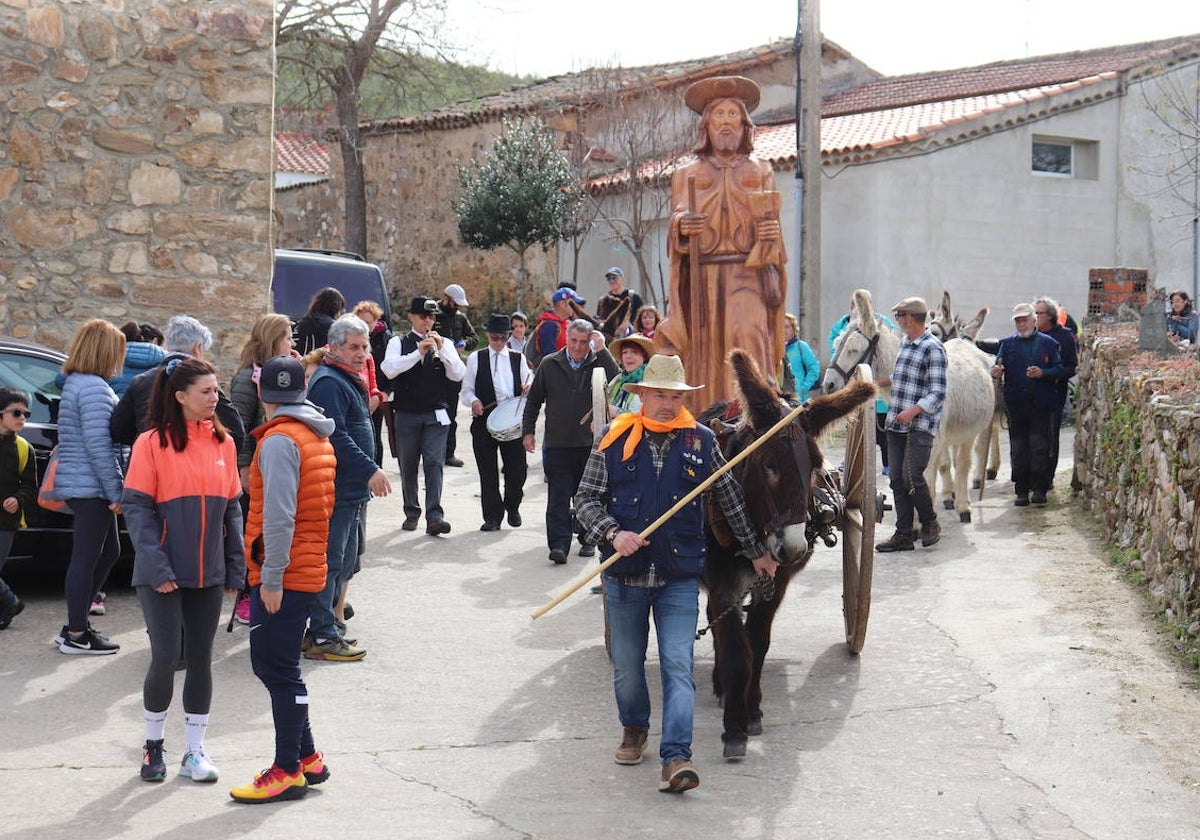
left=531, top=400, right=810, bottom=620
left=687, top=176, right=704, bottom=330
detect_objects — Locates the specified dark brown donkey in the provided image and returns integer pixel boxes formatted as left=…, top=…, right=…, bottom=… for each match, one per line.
left=699, top=350, right=874, bottom=760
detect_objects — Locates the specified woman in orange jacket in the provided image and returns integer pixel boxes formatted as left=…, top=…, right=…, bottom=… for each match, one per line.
left=122, top=357, right=245, bottom=785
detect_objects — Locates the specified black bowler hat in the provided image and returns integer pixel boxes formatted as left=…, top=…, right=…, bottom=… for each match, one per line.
left=483, top=313, right=513, bottom=334
left=408, top=296, right=441, bottom=316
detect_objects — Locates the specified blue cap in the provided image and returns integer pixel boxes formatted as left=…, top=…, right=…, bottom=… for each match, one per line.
left=552, top=287, right=584, bottom=304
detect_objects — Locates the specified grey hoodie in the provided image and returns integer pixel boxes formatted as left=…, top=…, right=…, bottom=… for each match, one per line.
left=258, top=401, right=336, bottom=591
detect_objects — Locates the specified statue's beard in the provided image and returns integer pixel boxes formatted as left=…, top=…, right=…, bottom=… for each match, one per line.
left=710, top=128, right=741, bottom=153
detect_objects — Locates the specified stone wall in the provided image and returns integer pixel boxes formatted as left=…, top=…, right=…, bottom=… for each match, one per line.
left=0, top=0, right=274, bottom=375
left=1073, top=325, right=1200, bottom=660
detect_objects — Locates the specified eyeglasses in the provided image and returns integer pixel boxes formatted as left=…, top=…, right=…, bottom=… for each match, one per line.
left=4, top=409, right=31, bottom=419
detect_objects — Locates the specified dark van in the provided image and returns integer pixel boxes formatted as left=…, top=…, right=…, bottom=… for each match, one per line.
left=271, top=248, right=391, bottom=335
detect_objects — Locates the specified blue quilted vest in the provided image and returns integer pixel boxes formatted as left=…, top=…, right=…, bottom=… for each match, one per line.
left=602, top=424, right=716, bottom=579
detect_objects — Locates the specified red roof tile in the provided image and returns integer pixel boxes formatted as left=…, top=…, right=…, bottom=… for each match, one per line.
left=275, top=131, right=329, bottom=174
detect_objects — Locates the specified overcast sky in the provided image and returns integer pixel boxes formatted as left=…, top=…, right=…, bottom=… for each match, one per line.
left=440, top=0, right=1200, bottom=78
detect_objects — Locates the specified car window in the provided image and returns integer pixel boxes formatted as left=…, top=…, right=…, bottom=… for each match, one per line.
left=272, top=261, right=388, bottom=321
left=0, top=349, right=62, bottom=424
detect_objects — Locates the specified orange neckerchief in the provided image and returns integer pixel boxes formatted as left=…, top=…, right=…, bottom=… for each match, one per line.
left=598, top=407, right=697, bottom=462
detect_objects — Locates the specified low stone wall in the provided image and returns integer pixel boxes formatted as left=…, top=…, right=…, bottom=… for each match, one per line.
left=1073, top=324, right=1200, bottom=658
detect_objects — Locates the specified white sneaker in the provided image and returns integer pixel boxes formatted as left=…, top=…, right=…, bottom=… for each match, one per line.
left=179, top=748, right=219, bottom=782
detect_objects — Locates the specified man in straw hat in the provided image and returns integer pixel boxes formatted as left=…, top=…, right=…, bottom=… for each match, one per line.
left=574, top=354, right=778, bottom=793
left=656, top=75, right=787, bottom=407
left=460, top=313, right=533, bottom=531
left=875, top=297, right=947, bottom=553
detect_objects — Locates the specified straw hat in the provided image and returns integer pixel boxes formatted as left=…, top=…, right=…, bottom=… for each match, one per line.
left=623, top=354, right=704, bottom=394
left=609, top=333, right=656, bottom=361
left=683, top=75, right=761, bottom=115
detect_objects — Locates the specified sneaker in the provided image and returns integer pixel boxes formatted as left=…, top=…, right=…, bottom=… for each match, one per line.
left=875, top=531, right=915, bottom=553
left=301, top=630, right=315, bottom=652
left=614, top=726, right=648, bottom=765
left=401, top=516, right=420, bottom=531
left=658, top=759, right=700, bottom=793
left=299, top=750, right=330, bottom=785
left=0, top=594, right=23, bottom=630
left=303, top=637, right=367, bottom=662
left=919, top=520, right=941, bottom=547
left=425, top=519, right=451, bottom=536
left=89, top=591, right=107, bottom=616
left=234, top=594, right=251, bottom=625
left=229, top=764, right=308, bottom=803
left=179, top=748, right=220, bottom=782
left=1030, top=490, right=1048, bottom=506
left=1014, top=493, right=1030, bottom=507
left=60, top=627, right=120, bottom=655
left=141, top=739, right=166, bottom=782
left=578, top=543, right=597, bottom=558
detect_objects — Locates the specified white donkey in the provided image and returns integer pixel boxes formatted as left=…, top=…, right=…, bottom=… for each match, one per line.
left=821, top=289, right=995, bottom=523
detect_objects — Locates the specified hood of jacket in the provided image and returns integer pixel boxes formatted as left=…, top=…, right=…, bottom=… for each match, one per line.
left=264, top=401, right=336, bottom=439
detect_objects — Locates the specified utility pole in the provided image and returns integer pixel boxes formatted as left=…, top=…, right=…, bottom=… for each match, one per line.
left=793, top=0, right=823, bottom=355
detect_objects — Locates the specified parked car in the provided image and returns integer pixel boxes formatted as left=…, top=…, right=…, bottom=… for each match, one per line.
left=271, top=248, right=392, bottom=332
left=0, top=336, right=130, bottom=565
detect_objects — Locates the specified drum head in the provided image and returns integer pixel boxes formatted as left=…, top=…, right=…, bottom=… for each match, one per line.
left=487, top=396, right=526, bottom=442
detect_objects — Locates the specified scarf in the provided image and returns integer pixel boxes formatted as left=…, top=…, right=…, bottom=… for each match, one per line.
left=598, top=406, right=697, bottom=462
left=324, top=357, right=369, bottom=395
left=607, top=363, right=646, bottom=405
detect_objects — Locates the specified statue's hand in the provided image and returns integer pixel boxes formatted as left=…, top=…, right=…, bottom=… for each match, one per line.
left=680, top=213, right=706, bottom=238
left=756, top=219, right=781, bottom=242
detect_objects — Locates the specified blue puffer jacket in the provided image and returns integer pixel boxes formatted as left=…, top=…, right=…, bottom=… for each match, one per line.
left=55, top=373, right=123, bottom=502
left=110, top=341, right=167, bottom=397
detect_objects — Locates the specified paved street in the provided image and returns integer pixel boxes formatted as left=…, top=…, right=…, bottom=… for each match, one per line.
left=3, top=424, right=1200, bottom=839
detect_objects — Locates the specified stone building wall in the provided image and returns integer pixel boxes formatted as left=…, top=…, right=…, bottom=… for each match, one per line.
left=0, top=0, right=274, bottom=375
left=1073, top=325, right=1200, bottom=662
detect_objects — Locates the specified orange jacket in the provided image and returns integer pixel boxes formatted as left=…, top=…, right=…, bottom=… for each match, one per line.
left=245, top=413, right=336, bottom=592
left=122, top=422, right=245, bottom=590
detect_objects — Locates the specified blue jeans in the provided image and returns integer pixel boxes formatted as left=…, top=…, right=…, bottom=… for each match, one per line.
left=605, top=576, right=699, bottom=765
left=393, top=410, right=450, bottom=522
left=307, top=502, right=361, bottom=641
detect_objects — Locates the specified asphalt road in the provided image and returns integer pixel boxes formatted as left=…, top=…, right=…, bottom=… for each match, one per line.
left=3, top=424, right=1200, bottom=839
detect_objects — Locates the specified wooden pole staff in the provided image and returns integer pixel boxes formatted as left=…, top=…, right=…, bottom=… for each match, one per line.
left=531, top=399, right=810, bottom=620
left=688, top=176, right=704, bottom=329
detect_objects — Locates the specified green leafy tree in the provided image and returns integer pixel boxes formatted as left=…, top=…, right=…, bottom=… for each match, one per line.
left=454, top=118, right=585, bottom=310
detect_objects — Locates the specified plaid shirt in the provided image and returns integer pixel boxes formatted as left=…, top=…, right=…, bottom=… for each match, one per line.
left=575, top=430, right=767, bottom=588
left=886, top=330, right=947, bottom=435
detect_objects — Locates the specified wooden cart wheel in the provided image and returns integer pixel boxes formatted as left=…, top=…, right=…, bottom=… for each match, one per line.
left=839, top=363, right=876, bottom=654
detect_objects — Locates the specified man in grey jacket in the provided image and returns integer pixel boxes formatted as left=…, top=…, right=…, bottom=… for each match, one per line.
left=521, top=319, right=619, bottom=564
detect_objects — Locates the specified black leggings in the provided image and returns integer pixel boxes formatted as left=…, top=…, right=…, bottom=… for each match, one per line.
left=64, top=498, right=121, bottom=632
left=137, top=585, right=225, bottom=714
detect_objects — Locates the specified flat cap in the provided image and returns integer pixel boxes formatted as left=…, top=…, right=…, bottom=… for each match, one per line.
left=891, top=297, right=928, bottom=317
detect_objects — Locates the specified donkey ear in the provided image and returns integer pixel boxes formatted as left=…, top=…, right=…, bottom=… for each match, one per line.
left=729, top=350, right=779, bottom=430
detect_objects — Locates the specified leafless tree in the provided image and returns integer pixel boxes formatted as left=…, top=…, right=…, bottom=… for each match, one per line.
left=577, top=68, right=694, bottom=308
left=1134, top=63, right=1200, bottom=296
left=276, top=0, right=446, bottom=258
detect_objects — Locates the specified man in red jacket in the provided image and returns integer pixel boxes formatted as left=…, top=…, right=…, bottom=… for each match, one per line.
left=230, top=356, right=338, bottom=804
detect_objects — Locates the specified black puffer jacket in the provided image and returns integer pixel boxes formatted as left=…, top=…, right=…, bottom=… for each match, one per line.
left=0, top=432, right=36, bottom=531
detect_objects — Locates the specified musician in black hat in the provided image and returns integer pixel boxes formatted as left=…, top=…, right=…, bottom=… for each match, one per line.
left=380, top=297, right=466, bottom=536
left=460, top=314, right=534, bottom=531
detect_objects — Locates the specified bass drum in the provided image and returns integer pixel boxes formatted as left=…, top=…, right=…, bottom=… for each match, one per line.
left=591, top=367, right=608, bottom=440
left=486, top=397, right=526, bottom=442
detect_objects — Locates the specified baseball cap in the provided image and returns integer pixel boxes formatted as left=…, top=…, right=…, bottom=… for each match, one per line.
left=552, top=287, right=585, bottom=304
left=259, top=355, right=307, bottom=405
left=604, top=267, right=624, bottom=279
left=444, top=283, right=469, bottom=307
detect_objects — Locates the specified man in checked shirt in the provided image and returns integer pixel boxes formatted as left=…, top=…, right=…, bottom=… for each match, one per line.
left=574, top=354, right=777, bottom=794
left=874, top=296, right=948, bottom=552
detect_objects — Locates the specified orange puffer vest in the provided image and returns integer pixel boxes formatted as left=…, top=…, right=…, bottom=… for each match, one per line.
left=245, top=416, right=336, bottom=593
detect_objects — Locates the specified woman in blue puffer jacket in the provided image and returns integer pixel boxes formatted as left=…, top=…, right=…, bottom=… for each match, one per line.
left=111, top=321, right=167, bottom=397
left=54, top=319, right=127, bottom=655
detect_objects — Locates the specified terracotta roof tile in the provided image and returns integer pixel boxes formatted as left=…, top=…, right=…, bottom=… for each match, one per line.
left=275, top=132, right=329, bottom=174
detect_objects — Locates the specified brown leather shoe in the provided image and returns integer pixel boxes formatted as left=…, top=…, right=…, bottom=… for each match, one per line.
left=614, top=726, right=648, bottom=765
left=919, top=520, right=940, bottom=547
left=875, top=531, right=915, bottom=552
left=658, top=759, right=699, bottom=793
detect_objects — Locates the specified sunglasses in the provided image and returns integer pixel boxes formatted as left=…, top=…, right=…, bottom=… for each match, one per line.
left=5, top=409, right=31, bottom=419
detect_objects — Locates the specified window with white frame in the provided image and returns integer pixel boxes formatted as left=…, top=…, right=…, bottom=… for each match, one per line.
left=1031, top=135, right=1098, bottom=180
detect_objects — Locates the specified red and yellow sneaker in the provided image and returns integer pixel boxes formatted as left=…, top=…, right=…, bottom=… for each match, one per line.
left=229, top=764, right=308, bottom=803
left=299, top=750, right=330, bottom=785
